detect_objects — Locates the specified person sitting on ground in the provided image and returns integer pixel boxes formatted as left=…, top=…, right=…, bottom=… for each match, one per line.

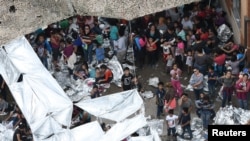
left=4, top=106, right=23, bottom=129
left=73, top=62, right=89, bottom=80
left=0, top=97, right=9, bottom=114
left=71, top=106, right=91, bottom=128
left=90, top=85, right=100, bottom=99
left=95, top=64, right=113, bottom=84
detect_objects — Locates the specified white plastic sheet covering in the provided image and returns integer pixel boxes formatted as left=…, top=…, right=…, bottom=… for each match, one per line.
left=129, top=135, right=154, bottom=141
left=100, top=114, right=147, bottom=141
left=0, top=124, right=14, bottom=141
left=41, top=129, right=73, bottom=141
left=75, top=89, right=143, bottom=122
left=107, top=56, right=124, bottom=87
left=0, top=36, right=73, bottom=139
left=148, top=77, right=159, bottom=88
left=71, top=121, right=105, bottom=141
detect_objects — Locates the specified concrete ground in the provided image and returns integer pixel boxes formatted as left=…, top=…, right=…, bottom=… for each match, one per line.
left=102, top=53, right=249, bottom=141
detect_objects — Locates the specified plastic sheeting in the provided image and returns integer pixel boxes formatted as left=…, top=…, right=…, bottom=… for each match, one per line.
left=75, top=89, right=144, bottom=122
left=217, top=24, right=233, bottom=43
left=0, top=124, right=14, bottom=141
left=100, top=114, right=147, bottom=141
left=71, top=121, right=105, bottom=141
left=0, top=36, right=73, bottom=139
left=148, top=77, right=159, bottom=88
left=213, top=106, right=250, bottom=125
left=106, top=56, right=124, bottom=87
left=176, top=117, right=207, bottom=141
left=129, top=135, right=154, bottom=141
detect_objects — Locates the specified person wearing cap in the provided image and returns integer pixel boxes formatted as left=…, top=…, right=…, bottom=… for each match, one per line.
left=189, top=68, right=204, bottom=100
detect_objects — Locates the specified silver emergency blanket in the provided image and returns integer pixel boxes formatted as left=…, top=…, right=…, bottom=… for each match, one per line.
left=217, top=24, right=233, bottom=43
left=148, top=77, right=160, bottom=88
left=147, top=119, right=164, bottom=135
left=213, top=106, right=250, bottom=125
left=141, top=91, right=154, bottom=99
left=106, top=56, right=123, bottom=87
left=176, top=117, right=207, bottom=141
left=0, top=124, right=14, bottom=141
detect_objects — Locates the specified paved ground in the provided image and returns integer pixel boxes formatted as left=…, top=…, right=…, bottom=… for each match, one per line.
left=102, top=52, right=249, bottom=140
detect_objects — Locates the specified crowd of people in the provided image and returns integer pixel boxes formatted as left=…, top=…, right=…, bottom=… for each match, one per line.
left=1, top=0, right=250, bottom=140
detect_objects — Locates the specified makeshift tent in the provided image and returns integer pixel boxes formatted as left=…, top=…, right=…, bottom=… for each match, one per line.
left=75, top=89, right=144, bottom=122
left=0, top=36, right=73, bottom=140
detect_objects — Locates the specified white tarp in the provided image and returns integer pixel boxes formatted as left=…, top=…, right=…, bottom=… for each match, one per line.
left=71, top=121, right=105, bottom=141
left=129, top=135, right=154, bottom=141
left=75, top=89, right=144, bottom=122
left=0, top=36, right=73, bottom=139
left=100, top=114, right=147, bottom=141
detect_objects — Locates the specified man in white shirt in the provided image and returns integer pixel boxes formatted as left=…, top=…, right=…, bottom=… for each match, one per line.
left=115, top=28, right=127, bottom=63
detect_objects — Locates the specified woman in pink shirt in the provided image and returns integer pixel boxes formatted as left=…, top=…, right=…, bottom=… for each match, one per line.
left=170, top=64, right=183, bottom=98
left=235, top=74, right=250, bottom=110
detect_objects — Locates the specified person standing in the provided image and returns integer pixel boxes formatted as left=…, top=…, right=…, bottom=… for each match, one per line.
left=218, top=70, right=236, bottom=107
left=155, top=82, right=166, bottom=119
left=195, top=95, right=214, bottom=129
left=235, top=74, right=250, bottom=110
left=178, top=107, right=193, bottom=140
left=165, top=109, right=178, bottom=139
left=170, top=64, right=183, bottom=98
left=121, top=67, right=134, bottom=91
left=189, top=68, right=204, bottom=100
left=207, top=66, right=217, bottom=98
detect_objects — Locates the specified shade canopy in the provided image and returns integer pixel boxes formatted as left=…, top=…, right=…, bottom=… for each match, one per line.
left=0, top=0, right=200, bottom=45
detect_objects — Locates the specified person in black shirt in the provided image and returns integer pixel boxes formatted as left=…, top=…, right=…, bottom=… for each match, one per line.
left=178, top=107, right=193, bottom=139
left=121, top=67, right=134, bottom=91
left=13, top=123, right=26, bottom=141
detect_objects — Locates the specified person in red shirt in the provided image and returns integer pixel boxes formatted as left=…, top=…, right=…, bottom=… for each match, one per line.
left=200, top=28, right=209, bottom=41
left=213, top=49, right=226, bottom=76
left=96, top=64, right=113, bottom=84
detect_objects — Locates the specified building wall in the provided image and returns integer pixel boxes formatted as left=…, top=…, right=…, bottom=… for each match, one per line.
left=220, top=0, right=241, bottom=44
left=220, top=0, right=250, bottom=64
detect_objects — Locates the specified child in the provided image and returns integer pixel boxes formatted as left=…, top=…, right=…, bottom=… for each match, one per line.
left=121, top=67, right=134, bottom=91
left=166, top=109, right=178, bottom=138
left=161, top=42, right=171, bottom=62
left=178, top=107, right=193, bottom=140
left=155, top=82, right=166, bottom=119
left=90, top=85, right=100, bottom=99
left=166, top=54, right=175, bottom=73
left=207, top=67, right=217, bottom=98
left=131, top=76, right=144, bottom=93
left=96, top=43, right=105, bottom=64
left=185, top=50, right=193, bottom=74
left=146, top=37, right=157, bottom=66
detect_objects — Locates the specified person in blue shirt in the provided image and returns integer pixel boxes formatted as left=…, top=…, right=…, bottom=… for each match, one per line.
left=207, top=66, right=217, bottom=99
left=155, top=82, right=166, bottom=119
